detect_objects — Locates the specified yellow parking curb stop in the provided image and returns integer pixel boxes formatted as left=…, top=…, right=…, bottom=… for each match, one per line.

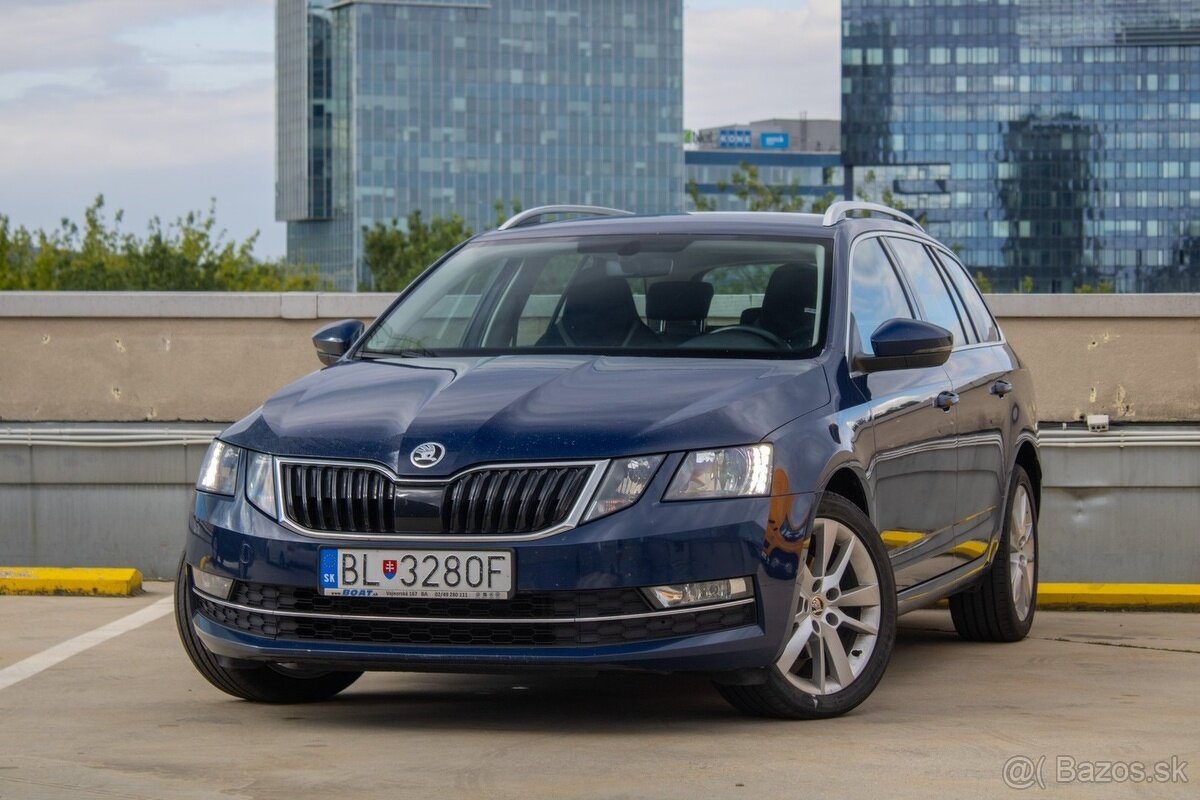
left=0, top=567, right=143, bottom=597
left=1038, top=582, right=1200, bottom=609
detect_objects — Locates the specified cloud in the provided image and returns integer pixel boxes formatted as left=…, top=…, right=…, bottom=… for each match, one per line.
left=684, top=0, right=842, bottom=127
left=0, top=0, right=268, bottom=76
left=0, top=0, right=842, bottom=260
left=0, top=83, right=273, bottom=174
left=0, top=0, right=281, bottom=255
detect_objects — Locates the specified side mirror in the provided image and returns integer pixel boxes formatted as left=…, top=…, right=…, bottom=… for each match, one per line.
left=312, top=319, right=365, bottom=365
left=854, top=318, right=953, bottom=373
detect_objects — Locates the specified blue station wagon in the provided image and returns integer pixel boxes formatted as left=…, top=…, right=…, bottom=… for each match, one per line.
left=176, top=203, right=1041, bottom=718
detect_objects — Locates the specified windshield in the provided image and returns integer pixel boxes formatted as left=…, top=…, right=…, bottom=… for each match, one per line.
left=360, top=235, right=831, bottom=359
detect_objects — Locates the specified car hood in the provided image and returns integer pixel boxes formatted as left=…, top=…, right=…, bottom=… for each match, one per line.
left=222, top=355, right=830, bottom=476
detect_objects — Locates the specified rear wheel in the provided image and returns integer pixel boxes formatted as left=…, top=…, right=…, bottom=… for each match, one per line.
left=717, top=493, right=897, bottom=719
left=174, top=556, right=362, bottom=703
left=949, top=466, right=1038, bottom=642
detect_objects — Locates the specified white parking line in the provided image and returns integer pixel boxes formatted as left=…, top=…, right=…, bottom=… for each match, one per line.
left=0, top=596, right=173, bottom=692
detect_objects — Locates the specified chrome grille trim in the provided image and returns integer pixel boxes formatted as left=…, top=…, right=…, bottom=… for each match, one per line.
left=442, top=465, right=593, bottom=534
left=272, top=457, right=608, bottom=542
left=195, top=587, right=755, bottom=626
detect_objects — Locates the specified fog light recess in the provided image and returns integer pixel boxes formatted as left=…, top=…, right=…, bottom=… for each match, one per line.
left=191, top=565, right=234, bottom=599
left=644, top=577, right=753, bottom=609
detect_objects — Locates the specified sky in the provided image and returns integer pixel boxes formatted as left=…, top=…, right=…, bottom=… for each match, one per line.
left=0, top=0, right=840, bottom=259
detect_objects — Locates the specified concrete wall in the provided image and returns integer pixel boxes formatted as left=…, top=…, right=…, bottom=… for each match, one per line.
left=3, top=424, right=1195, bottom=582
left=1037, top=429, right=1200, bottom=584
left=2, top=292, right=1197, bottom=424
left=986, top=294, right=1200, bottom=423
left=0, top=427, right=216, bottom=579
left=1, top=292, right=1198, bottom=581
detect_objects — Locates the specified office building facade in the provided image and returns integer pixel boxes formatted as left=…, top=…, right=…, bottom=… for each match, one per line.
left=277, top=0, right=684, bottom=289
left=842, top=0, right=1200, bottom=291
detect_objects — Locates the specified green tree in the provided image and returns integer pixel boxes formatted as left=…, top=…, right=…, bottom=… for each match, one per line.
left=1074, top=279, right=1114, bottom=294
left=361, top=210, right=473, bottom=292
left=362, top=200, right=533, bottom=292
left=851, top=169, right=931, bottom=229
left=809, top=191, right=838, bottom=215
left=723, top=163, right=806, bottom=212
left=686, top=179, right=716, bottom=211
left=854, top=170, right=912, bottom=213
left=687, top=162, right=837, bottom=214
left=0, top=196, right=322, bottom=291
left=493, top=198, right=524, bottom=228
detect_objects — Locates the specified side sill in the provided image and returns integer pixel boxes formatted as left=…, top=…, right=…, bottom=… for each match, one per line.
left=896, top=555, right=990, bottom=615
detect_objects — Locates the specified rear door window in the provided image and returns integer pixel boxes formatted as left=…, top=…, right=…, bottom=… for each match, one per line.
left=886, top=237, right=968, bottom=346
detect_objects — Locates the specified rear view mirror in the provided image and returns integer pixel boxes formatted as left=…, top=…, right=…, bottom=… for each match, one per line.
left=854, top=318, right=953, bottom=373
left=312, top=319, right=365, bottom=365
left=619, top=255, right=674, bottom=277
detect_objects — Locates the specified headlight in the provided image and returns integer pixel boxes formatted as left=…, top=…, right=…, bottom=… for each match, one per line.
left=663, top=444, right=773, bottom=501
left=584, top=455, right=664, bottom=521
left=246, top=451, right=277, bottom=518
left=196, top=440, right=241, bottom=496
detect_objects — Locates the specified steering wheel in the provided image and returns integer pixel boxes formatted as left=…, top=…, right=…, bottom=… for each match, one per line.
left=700, top=325, right=789, bottom=349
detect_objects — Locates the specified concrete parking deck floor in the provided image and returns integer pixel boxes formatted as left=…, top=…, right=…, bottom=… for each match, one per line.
left=1, top=584, right=1196, bottom=800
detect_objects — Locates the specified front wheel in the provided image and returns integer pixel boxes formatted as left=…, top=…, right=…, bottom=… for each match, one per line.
left=949, top=465, right=1038, bottom=642
left=716, top=493, right=897, bottom=719
left=174, top=556, right=362, bottom=703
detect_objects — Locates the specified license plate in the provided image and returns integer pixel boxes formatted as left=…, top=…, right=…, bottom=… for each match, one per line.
left=319, top=548, right=513, bottom=599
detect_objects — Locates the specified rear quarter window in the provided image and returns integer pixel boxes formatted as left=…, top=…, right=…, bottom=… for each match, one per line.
left=934, top=250, right=1001, bottom=343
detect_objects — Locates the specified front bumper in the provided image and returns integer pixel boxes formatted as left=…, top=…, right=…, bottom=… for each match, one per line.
left=184, top=486, right=817, bottom=674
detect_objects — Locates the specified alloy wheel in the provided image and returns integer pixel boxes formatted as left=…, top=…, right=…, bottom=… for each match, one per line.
left=777, top=517, right=882, bottom=695
left=1008, top=484, right=1036, bottom=620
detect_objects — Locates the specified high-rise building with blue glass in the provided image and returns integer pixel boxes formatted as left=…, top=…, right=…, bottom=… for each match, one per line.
left=842, top=0, right=1200, bottom=292
left=277, top=0, right=684, bottom=289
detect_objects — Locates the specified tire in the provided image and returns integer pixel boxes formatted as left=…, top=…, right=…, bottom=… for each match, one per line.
left=717, top=493, right=897, bottom=719
left=949, top=465, right=1038, bottom=642
left=174, top=556, right=362, bottom=703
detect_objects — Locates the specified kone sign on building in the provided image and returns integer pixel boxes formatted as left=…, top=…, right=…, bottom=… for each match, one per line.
left=718, top=129, right=752, bottom=148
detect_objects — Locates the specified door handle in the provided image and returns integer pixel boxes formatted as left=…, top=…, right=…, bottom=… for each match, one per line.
left=990, top=379, right=1014, bottom=397
left=935, top=391, right=960, bottom=411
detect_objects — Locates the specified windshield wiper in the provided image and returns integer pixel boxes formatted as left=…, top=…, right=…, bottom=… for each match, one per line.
left=358, top=346, right=436, bottom=360
left=355, top=335, right=439, bottom=360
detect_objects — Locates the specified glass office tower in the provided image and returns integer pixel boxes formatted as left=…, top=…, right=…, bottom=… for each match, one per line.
left=842, top=0, right=1200, bottom=292
left=277, top=0, right=684, bottom=289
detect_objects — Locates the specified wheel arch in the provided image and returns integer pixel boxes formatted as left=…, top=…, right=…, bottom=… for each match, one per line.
left=1013, top=437, right=1041, bottom=512
left=823, top=466, right=870, bottom=518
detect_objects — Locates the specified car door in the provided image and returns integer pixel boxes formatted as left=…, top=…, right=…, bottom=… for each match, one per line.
left=847, top=236, right=960, bottom=591
left=885, top=236, right=1005, bottom=572
left=931, top=248, right=1013, bottom=562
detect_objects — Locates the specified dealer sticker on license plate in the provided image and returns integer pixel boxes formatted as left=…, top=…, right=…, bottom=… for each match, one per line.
left=319, top=548, right=513, bottom=599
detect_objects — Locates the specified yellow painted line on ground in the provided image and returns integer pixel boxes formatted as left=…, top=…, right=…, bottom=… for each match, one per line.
left=0, top=567, right=143, bottom=597
left=1038, top=583, right=1200, bottom=609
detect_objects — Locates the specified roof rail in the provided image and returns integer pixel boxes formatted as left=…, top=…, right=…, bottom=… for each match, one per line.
left=498, top=205, right=634, bottom=230
left=821, top=201, right=923, bottom=231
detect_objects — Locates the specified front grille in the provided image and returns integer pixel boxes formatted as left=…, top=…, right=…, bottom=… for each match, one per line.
left=441, top=466, right=592, bottom=534
left=279, top=462, right=594, bottom=536
left=282, top=464, right=421, bottom=534
left=199, top=581, right=757, bottom=648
